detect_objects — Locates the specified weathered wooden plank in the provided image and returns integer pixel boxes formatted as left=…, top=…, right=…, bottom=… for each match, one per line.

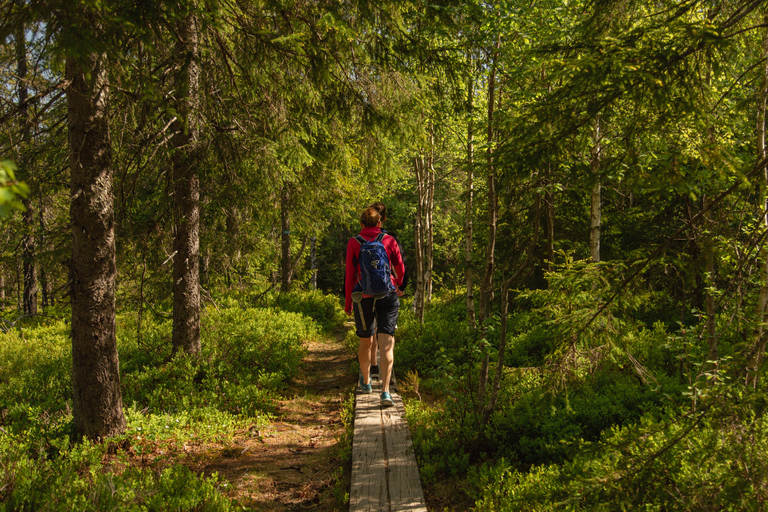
left=351, top=384, right=427, bottom=512
left=383, top=396, right=427, bottom=512
left=350, top=391, right=387, bottom=511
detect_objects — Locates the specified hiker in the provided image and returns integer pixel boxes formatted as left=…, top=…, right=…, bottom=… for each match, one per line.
left=366, top=202, right=408, bottom=378
left=345, top=206, right=405, bottom=407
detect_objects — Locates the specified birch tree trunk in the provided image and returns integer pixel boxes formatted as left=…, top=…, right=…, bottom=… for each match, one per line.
left=425, top=128, right=435, bottom=307
left=589, top=116, right=602, bottom=264
left=413, top=155, right=426, bottom=321
left=67, top=43, right=126, bottom=440
left=172, top=11, right=201, bottom=355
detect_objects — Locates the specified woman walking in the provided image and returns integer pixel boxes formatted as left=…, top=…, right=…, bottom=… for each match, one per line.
left=345, top=206, right=405, bottom=406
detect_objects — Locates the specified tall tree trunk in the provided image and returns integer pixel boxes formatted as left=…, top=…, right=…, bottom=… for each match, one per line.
left=425, top=131, right=435, bottom=307
left=67, top=47, right=126, bottom=440
left=703, top=194, right=717, bottom=361
left=17, top=21, right=37, bottom=316
left=478, top=35, right=501, bottom=405
left=21, top=206, right=37, bottom=315
left=748, top=12, right=768, bottom=386
left=481, top=195, right=542, bottom=433
left=171, top=12, right=201, bottom=355
left=589, top=116, right=602, bottom=264
left=703, top=48, right=718, bottom=363
left=16, top=256, right=21, bottom=311
left=310, top=236, right=317, bottom=290
left=545, top=172, right=555, bottom=273
left=39, top=195, right=50, bottom=309
left=413, top=155, right=425, bottom=321
left=465, top=66, right=476, bottom=328
left=413, top=138, right=436, bottom=323
left=280, top=182, right=292, bottom=293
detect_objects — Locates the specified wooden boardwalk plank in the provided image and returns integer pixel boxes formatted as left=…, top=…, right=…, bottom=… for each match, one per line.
left=350, top=392, right=388, bottom=510
left=350, top=380, right=427, bottom=512
left=382, top=399, right=426, bottom=511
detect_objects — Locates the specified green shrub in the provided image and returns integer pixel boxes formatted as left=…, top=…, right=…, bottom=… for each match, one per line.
left=405, top=399, right=472, bottom=484
left=474, top=396, right=768, bottom=511
left=121, top=307, right=310, bottom=415
left=395, top=296, right=471, bottom=377
left=274, top=290, right=347, bottom=333
left=0, top=319, right=71, bottom=419
left=0, top=427, right=236, bottom=511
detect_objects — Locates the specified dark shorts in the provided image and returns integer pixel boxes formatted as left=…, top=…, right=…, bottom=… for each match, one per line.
left=352, top=292, right=400, bottom=338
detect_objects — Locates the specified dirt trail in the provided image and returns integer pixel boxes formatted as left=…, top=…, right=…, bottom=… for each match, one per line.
left=203, top=331, right=356, bottom=511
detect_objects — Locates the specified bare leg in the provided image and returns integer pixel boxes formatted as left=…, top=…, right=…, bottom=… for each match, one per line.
left=358, top=336, right=373, bottom=385
left=378, top=332, right=395, bottom=393
left=369, top=336, right=377, bottom=368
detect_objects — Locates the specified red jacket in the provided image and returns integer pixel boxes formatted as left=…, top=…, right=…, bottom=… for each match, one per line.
left=344, top=226, right=405, bottom=313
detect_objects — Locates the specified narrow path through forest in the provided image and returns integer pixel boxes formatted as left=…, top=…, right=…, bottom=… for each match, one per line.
left=198, top=330, right=356, bottom=510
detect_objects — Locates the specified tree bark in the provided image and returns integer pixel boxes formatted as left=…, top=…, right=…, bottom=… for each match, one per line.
left=171, top=12, right=201, bottom=355
left=67, top=47, right=126, bottom=440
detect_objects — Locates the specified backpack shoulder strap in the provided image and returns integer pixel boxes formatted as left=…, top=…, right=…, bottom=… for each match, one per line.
left=354, top=234, right=366, bottom=245
left=375, top=232, right=386, bottom=243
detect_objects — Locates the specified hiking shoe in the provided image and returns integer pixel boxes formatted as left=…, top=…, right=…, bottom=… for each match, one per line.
left=359, top=374, right=372, bottom=394
left=370, top=365, right=380, bottom=378
left=380, top=391, right=394, bottom=407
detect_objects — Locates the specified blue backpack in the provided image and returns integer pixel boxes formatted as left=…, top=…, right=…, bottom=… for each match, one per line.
left=352, top=232, right=395, bottom=301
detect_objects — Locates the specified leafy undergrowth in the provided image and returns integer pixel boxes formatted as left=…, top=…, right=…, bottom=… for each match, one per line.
left=0, top=291, right=355, bottom=511
left=396, top=287, right=768, bottom=511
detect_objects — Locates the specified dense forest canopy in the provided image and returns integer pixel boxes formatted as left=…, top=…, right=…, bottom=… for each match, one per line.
left=3, top=0, right=768, bottom=509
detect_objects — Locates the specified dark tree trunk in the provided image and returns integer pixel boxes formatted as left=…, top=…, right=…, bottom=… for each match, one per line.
left=171, top=12, right=201, bottom=355
left=67, top=49, right=126, bottom=440
left=21, top=206, right=37, bottom=315
left=17, top=21, right=37, bottom=316
left=310, top=236, right=317, bottom=290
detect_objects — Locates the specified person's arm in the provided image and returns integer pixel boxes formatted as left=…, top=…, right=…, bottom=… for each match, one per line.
left=344, top=238, right=359, bottom=313
left=386, top=235, right=405, bottom=290
left=388, top=232, right=408, bottom=292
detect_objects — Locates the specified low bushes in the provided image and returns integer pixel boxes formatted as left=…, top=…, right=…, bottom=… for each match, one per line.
left=0, top=293, right=341, bottom=511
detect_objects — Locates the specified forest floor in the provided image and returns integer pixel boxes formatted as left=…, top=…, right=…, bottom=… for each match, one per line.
left=147, top=325, right=468, bottom=511
left=192, top=329, right=357, bottom=511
